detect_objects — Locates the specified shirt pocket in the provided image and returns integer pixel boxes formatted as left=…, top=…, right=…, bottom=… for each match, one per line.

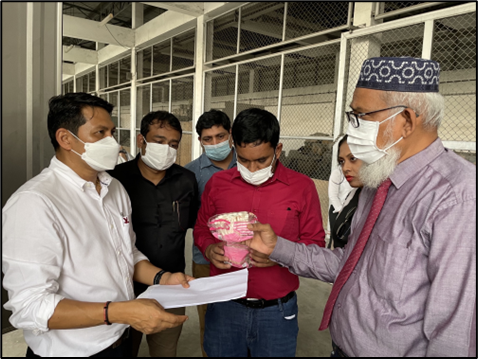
left=366, top=233, right=410, bottom=302
left=267, top=208, right=300, bottom=240
left=176, top=195, right=193, bottom=232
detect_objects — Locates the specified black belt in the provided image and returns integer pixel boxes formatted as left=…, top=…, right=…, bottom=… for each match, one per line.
left=233, top=291, right=295, bottom=309
left=109, top=327, right=130, bottom=350
left=332, top=342, right=348, bottom=357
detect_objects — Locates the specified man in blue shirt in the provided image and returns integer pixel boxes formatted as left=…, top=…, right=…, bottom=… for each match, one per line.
left=184, top=110, right=236, bottom=357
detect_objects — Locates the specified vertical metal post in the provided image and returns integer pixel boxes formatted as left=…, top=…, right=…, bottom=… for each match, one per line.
left=233, top=64, right=239, bottom=119
left=277, top=54, right=285, bottom=123
left=347, top=2, right=354, bottom=27
left=193, top=15, right=206, bottom=161
left=282, top=2, right=288, bottom=41
left=170, top=37, right=174, bottom=72
left=422, top=20, right=435, bottom=59
left=169, top=79, right=172, bottom=113
left=130, top=49, right=137, bottom=155
left=150, top=83, right=153, bottom=112
left=56, top=2, right=63, bottom=95
left=95, top=43, right=100, bottom=94
left=151, top=45, right=154, bottom=76
left=236, top=6, right=242, bottom=54
left=26, top=2, right=34, bottom=180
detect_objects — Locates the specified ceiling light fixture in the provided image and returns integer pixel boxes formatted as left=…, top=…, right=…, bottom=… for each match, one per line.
left=99, top=13, right=114, bottom=26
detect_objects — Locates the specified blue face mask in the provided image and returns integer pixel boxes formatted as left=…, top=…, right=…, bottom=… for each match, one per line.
left=202, top=136, right=232, bottom=161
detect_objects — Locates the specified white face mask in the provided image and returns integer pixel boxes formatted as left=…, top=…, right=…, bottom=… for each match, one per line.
left=237, top=152, right=276, bottom=186
left=69, top=131, right=120, bottom=171
left=346, top=110, right=404, bottom=165
left=141, top=136, right=177, bottom=171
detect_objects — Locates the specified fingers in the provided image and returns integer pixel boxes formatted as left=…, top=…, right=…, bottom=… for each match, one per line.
left=247, top=222, right=271, bottom=232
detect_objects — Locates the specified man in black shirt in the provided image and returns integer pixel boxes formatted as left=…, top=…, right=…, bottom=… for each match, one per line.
left=109, top=111, right=199, bottom=357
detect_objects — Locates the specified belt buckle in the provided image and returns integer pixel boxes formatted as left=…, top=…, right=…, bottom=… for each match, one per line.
left=246, top=298, right=265, bottom=309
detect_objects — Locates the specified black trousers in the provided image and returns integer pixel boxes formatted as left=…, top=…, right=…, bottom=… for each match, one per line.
left=26, top=336, right=132, bottom=357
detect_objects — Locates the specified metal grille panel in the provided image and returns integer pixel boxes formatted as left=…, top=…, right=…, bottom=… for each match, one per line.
left=208, top=10, right=239, bottom=61
left=137, top=47, right=152, bottom=79
left=108, top=61, right=119, bottom=87
left=152, top=81, right=170, bottom=113
left=136, top=85, right=151, bottom=128
left=383, top=2, right=426, bottom=13
left=239, top=2, right=285, bottom=52
left=172, top=30, right=195, bottom=71
left=432, top=12, right=476, bottom=142
left=281, top=44, right=340, bottom=137
left=237, top=57, right=281, bottom=118
left=171, top=77, right=194, bottom=166
left=285, top=2, right=349, bottom=39
left=119, top=56, right=131, bottom=84
left=153, top=41, right=171, bottom=76
left=108, top=92, right=119, bottom=128
left=204, top=66, right=237, bottom=119
left=120, top=89, right=131, bottom=129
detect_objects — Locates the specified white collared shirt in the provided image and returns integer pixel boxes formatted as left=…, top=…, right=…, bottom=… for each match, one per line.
left=2, top=156, right=148, bottom=357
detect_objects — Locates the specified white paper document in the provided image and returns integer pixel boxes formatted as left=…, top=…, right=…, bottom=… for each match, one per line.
left=137, top=269, right=249, bottom=309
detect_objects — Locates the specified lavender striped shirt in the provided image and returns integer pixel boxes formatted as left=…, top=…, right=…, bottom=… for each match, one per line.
left=272, top=138, right=476, bottom=357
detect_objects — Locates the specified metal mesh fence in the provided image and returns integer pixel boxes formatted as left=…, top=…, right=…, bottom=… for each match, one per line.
left=239, top=2, right=284, bottom=52
left=171, top=77, right=194, bottom=166
left=172, top=30, right=195, bottom=71
left=280, top=43, right=340, bottom=138
left=136, top=84, right=151, bottom=128
left=432, top=12, right=476, bottom=142
left=204, top=66, right=237, bottom=119
left=75, top=73, right=88, bottom=93
left=207, top=2, right=351, bottom=61
left=108, top=61, right=119, bottom=87
left=63, top=80, right=74, bottom=94
left=341, top=23, right=426, bottom=134
left=137, top=47, right=152, bottom=79
left=383, top=2, right=426, bottom=13
left=152, top=81, right=170, bottom=112
left=108, top=92, right=119, bottom=128
left=237, top=56, right=281, bottom=117
left=88, top=72, right=96, bottom=92
left=285, top=2, right=349, bottom=39
left=119, top=56, right=131, bottom=84
left=153, top=40, right=171, bottom=76
left=207, top=10, right=239, bottom=61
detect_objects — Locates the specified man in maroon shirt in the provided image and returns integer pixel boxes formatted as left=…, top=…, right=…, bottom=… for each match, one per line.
left=194, top=108, right=325, bottom=357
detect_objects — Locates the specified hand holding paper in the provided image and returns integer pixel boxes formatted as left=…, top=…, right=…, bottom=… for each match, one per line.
left=138, top=269, right=249, bottom=309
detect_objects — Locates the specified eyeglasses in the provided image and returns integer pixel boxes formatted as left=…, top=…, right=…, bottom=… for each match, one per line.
left=346, top=105, right=407, bottom=128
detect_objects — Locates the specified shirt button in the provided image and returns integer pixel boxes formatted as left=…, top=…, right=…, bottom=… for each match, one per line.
left=111, top=224, right=114, bottom=229
left=117, top=250, right=121, bottom=255
left=337, top=303, right=341, bottom=309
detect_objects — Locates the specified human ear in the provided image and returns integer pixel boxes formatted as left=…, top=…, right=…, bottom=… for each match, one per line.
left=56, top=129, right=74, bottom=151
left=400, top=108, right=417, bottom=139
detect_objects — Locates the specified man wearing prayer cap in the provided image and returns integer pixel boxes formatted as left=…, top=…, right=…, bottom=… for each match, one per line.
left=245, top=57, right=476, bottom=357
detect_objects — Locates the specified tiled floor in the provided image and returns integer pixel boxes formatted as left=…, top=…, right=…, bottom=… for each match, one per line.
left=2, top=231, right=333, bottom=357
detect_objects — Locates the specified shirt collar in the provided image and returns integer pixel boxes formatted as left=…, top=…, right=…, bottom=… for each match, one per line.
left=200, top=147, right=237, bottom=170
left=50, top=156, right=113, bottom=190
left=231, top=159, right=290, bottom=186
left=390, top=138, right=445, bottom=189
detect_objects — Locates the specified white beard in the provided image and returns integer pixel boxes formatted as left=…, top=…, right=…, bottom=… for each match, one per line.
left=358, top=121, right=401, bottom=189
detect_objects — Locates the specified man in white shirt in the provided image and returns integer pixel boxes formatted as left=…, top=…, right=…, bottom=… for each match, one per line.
left=2, top=92, right=193, bottom=357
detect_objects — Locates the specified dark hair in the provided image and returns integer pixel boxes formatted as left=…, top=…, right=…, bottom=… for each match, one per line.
left=140, top=111, right=182, bottom=139
left=232, top=108, right=280, bottom=148
left=47, top=92, right=113, bottom=150
left=196, top=110, right=231, bottom=137
left=337, top=135, right=348, bottom=164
